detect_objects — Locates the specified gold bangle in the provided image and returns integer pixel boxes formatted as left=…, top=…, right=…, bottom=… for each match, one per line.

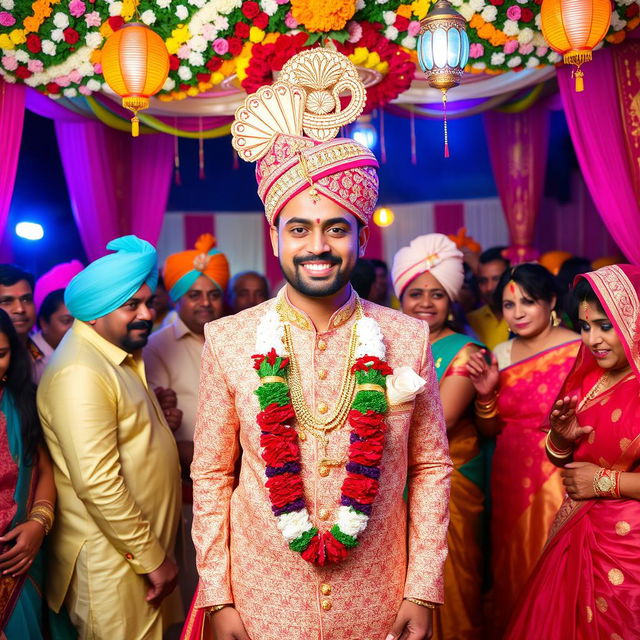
left=545, top=431, right=573, bottom=459
left=356, top=384, right=386, bottom=394
left=405, top=597, right=439, bottom=609
left=206, top=604, right=231, bottom=616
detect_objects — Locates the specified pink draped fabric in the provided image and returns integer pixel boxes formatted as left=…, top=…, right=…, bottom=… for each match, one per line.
left=483, top=102, right=549, bottom=264
left=558, top=46, right=640, bottom=265
left=55, top=120, right=173, bottom=261
left=0, top=81, right=26, bottom=262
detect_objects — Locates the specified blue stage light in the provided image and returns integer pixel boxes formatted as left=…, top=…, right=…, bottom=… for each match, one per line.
left=15, top=222, right=44, bottom=241
left=351, top=116, right=378, bottom=150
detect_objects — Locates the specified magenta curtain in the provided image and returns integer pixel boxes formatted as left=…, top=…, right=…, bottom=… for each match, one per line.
left=0, top=81, right=26, bottom=262
left=55, top=120, right=173, bottom=261
left=483, top=102, right=549, bottom=264
left=558, top=46, right=640, bottom=264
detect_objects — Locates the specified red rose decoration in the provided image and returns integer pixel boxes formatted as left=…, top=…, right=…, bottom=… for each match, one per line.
left=46, top=82, right=61, bottom=94
left=63, top=28, right=79, bottom=44
left=169, top=54, right=180, bottom=71
left=490, top=0, right=504, bottom=5
left=258, top=403, right=296, bottom=427
left=349, top=439, right=384, bottom=467
left=197, top=72, right=211, bottom=82
left=349, top=410, right=385, bottom=438
left=520, top=7, right=534, bottom=22
left=253, top=12, right=269, bottom=30
left=108, top=16, right=124, bottom=30
left=26, top=34, right=41, bottom=53
left=394, top=15, right=410, bottom=32
left=265, top=473, right=304, bottom=508
left=15, top=66, right=32, bottom=79
left=206, top=57, right=223, bottom=72
left=227, top=37, right=243, bottom=57
left=342, top=475, right=380, bottom=504
left=235, top=21, right=250, bottom=38
left=241, top=0, right=260, bottom=19
left=260, top=434, right=300, bottom=466
left=301, top=532, right=348, bottom=566
left=627, top=4, right=639, bottom=17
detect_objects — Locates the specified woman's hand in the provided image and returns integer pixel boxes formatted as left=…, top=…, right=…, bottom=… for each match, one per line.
left=466, top=350, right=499, bottom=399
left=550, top=396, right=593, bottom=447
left=0, top=521, right=45, bottom=576
left=561, top=462, right=599, bottom=500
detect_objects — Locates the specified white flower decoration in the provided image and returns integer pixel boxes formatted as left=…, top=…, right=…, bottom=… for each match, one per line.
left=50, top=29, right=65, bottom=43
left=53, top=12, right=70, bottom=28
left=548, top=51, right=561, bottom=63
left=14, top=50, right=28, bottom=63
left=63, top=88, right=78, bottom=97
left=178, top=65, right=193, bottom=80
left=384, top=25, right=399, bottom=40
left=526, top=56, right=540, bottom=68
left=518, top=28, right=534, bottom=44
left=0, top=0, right=14, bottom=10
left=469, top=0, right=485, bottom=12
left=163, top=76, right=176, bottom=91
left=336, top=506, right=369, bottom=537
left=276, top=509, right=314, bottom=542
left=156, top=0, right=171, bottom=8
left=386, top=367, right=426, bottom=406
left=176, top=4, right=189, bottom=19
left=190, top=34, right=207, bottom=51
left=188, top=51, right=204, bottom=66
left=383, top=10, right=396, bottom=25
left=141, top=9, right=157, bottom=24
left=355, top=316, right=386, bottom=360
left=255, top=309, right=286, bottom=356
left=87, top=78, right=102, bottom=91
left=85, top=32, right=103, bottom=48
left=355, top=0, right=365, bottom=8
left=481, top=5, right=497, bottom=21
left=260, top=0, right=278, bottom=16
left=491, top=52, right=505, bottom=65
left=401, top=35, right=416, bottom=49
left=109, top=1, right=123, bottom=16
left=503, top=19, right=520, bottom=36
left=459, top=4, right=475, bottom=20
left=507, top=55, right=522, bottom=68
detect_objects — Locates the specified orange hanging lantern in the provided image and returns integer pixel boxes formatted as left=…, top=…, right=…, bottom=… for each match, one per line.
left=540, top=0, right=611, bottom=92
left=101, top=23, right=170, bottom=136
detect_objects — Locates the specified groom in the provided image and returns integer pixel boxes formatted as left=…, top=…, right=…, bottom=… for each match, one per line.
left=189, top=48, right=451, bottom=640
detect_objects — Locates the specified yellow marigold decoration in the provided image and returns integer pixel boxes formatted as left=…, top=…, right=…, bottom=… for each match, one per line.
left=235, top=42, right=254, bottom=82
left=122, top=0, right=137, bottom=21
left=396, top=4, right=413, bottom=18
left=606, top=31, right=626, bottom=44
left=249, top=26, right=265, bottom=42
left=24, top=0, right=59, bottom=34
left=100, top=22, right=114, bottom=38
left=9, top=29, right=26, bottom=45
left=290, top=0, right=356, bottom=33
left=411, top=0, right=431, bottom=20
left=0, top=34, right=13, bottom=49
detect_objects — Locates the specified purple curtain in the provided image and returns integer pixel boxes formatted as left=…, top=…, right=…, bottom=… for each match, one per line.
left=483, top=102, right=550, bottom=264
left=55, top=120, right=173, bottom=261
left=558, top=46, right=640, bottom=264
left=0, top=81, right=26, bottom=262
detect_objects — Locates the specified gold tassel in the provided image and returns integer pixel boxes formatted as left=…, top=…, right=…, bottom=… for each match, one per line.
left=131, top=116, right=139, bottom=137
left=122, top=95, right=149, bottom=138
left=574, top=68, right=584, bottom=92
left=442, top=89, right=450, bottom=158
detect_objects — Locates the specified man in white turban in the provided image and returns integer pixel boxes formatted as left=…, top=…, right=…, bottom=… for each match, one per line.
left=37, top=236, right=183, bottom=639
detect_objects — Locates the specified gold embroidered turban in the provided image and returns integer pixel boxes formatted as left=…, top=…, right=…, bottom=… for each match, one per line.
left=231, top=48, right=379, bottom=226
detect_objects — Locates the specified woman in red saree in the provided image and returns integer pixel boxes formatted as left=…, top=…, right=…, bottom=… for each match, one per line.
left=467, top=264, right=580, bottom=638
left=505, top=264, right=640, bottom=639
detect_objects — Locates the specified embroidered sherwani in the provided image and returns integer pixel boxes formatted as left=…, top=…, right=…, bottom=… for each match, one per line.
left=191, top=290, right=452, bottom=640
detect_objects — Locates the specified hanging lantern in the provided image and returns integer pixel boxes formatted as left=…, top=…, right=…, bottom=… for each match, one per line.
left=101, top=23, right=170, bottom=137
left=373, top=207, right=395, bottom=227
left=540, top=0, right=611, bottom=92
left=417, top=0, right=469, bottom=158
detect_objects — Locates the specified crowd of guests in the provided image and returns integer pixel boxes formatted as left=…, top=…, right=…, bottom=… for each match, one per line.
left=0, top=229, right=637, bottom=639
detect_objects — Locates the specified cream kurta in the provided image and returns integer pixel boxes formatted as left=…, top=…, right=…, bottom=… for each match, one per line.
left=191, top=290, right=452, bottom=640
left=144, top=316, right=204, bottom=442
left=37, top=320, right=182, bottom=639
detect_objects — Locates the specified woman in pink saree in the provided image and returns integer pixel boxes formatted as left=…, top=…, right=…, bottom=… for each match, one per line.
left=505, top=264, right=640, bottom=639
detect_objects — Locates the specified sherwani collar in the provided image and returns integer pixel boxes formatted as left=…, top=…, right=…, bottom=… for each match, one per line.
left=278, top=286, right=358, bottom=332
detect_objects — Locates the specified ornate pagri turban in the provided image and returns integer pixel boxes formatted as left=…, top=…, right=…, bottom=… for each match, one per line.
left=231, top=48, right=379, bottom=226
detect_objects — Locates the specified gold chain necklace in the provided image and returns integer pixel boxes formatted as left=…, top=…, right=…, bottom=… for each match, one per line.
left=279, top=298, right=363, bottom=474
left=577, top=372, right=610, bottom=412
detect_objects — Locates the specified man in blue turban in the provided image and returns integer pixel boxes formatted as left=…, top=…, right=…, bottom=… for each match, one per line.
left=37, top=235, right=184, bottom=639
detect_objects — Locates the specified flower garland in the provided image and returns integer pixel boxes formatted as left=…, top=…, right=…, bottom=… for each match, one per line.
left=252, top=306, right=391, bottom=566
left=0, top=0, right=637, bottom=99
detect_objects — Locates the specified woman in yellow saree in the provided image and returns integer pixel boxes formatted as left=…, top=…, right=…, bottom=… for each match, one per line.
left=393, top=234, right=485, bottom=640
left=467, top=263, right=579, bottom=638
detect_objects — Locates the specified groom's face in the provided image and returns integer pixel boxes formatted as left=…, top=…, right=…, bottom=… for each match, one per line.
left=270, top=189, right=369, bottom=299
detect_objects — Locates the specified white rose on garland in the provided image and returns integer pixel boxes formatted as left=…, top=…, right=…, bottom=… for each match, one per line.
left=163, top=77, right=176, bottom=91
left=53, top=12, right=69, bottom=28
left=384, top=25, right=399, bottom=40
left=85, top=32, right=103, bottom=48
left=109, top=2, right=123, bottom=17
left=491, top=52, right=505, bottom=65
left=14, top=50, right=28, bottom=63
left=469, top=0, right=485, bottom=13
left=0, top=0, right=14, bottom=10
left=260, top=0, right=278, bottom=16
left=481, top=5, right=497, bottom=21
left=178, top=65, right=193, bottom=80
left=503, top=20, right=520, bottom=36
left=526, top=57, right=540, bottom=68
left=156, top=0, right=171, bottom=8
left=188, top=51, right=204, bottom=66
left=51, top=29, right=64, bottom=43
left=386, top=366, right=426, bottom=407
left=459, top=4, right=475, bottom=21
left=507, top=55, right=522, bottom=67
left=176, top=4, right=189, bottom=19
left=383, top=10, right=396, bottom=25
left=518, top=28, right=534, bottom=44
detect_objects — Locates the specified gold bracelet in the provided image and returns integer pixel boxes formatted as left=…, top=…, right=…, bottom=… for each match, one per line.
left=206, top=604, right=232, bottom=616
left=405, top=597, right=439, bottom=609
left=474, top=399, right=498, bottom=419
left=28, top=504, right=54, bottom=535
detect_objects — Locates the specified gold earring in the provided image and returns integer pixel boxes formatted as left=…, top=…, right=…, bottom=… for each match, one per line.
left=447, top=312, right=455, bottom=323
left=551, top=310, right=560, bottom=327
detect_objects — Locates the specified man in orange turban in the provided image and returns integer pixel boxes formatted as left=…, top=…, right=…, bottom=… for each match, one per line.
left=144, top=234, right=230, bottom=612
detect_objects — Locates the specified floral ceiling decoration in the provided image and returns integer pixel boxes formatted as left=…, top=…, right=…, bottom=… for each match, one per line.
left=0, top=0, right=637, bottom=114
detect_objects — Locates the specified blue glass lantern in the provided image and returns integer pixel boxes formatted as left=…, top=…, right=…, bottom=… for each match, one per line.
left=417, top=0, right=469, bottom=156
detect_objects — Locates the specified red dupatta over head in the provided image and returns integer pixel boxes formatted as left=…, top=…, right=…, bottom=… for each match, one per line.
left=558, top=264, right=640, bottom=400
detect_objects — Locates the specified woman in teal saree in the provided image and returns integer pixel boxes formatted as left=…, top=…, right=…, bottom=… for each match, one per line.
left=0, top=309, right=56, bottom=639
